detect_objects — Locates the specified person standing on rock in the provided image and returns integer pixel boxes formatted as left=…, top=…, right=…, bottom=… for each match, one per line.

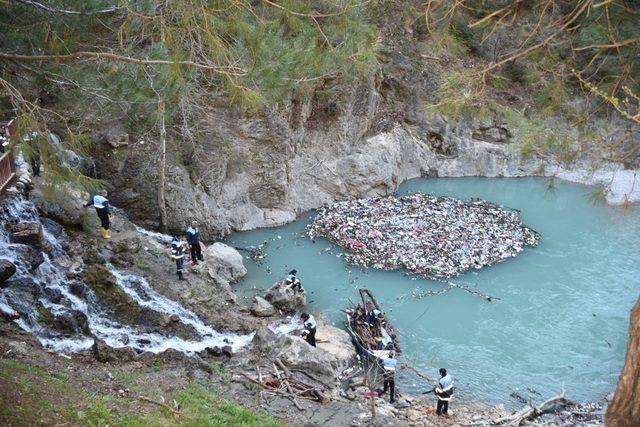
left=186, top=220, right=204, bottom=265
left=300, top=312, right=317, bottom=347
left=380, top=352, right=397, bottom=403
left=434, top=368, right=454, bottom=416
left=285, top=269, right=303, bottom=293
left=171, top=235, right=187, bottom=280
left=84, top=189, right=111, bottom=239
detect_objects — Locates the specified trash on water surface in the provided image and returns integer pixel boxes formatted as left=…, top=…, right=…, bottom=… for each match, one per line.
left=307, top=193, right=540, bottom=280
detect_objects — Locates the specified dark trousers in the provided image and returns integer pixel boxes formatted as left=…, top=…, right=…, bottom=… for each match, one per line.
left=436, top=399, right=449, bottom=415
left=96, top=209, right=110, bottom=230
left=305, top=327, right=316, bottom=347
left=190, top=243, right=203, bottom=262
left=175, top=258, right=184, bottom=277
left=382, top=373, right=395, bottom=402
left=289, top=280, right=302, bottom=292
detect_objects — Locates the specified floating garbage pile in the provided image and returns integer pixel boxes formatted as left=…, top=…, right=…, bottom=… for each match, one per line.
left=307, top=194, right=540, bottom=279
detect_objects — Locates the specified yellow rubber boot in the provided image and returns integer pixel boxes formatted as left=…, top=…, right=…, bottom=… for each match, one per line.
left=100, top=228, right=110, bottom=239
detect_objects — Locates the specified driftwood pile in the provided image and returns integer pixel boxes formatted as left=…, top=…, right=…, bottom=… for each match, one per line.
left=243, top=359, right=329, bottom=411
left=491, top=388, right=602, bottom=425
left=347, top=289, right=400, bottom=354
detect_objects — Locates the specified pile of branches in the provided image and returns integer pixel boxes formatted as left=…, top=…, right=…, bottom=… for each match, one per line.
left=242, top=359, right=329, bottom=411
left=491, top=387, right=603, bottom=425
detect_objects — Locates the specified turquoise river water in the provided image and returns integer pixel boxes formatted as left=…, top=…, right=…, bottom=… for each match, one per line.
left=226, top=178, right=640, bottom=405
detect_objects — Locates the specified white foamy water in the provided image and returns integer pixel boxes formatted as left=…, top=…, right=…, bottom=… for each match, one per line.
left=0, top=195, right=253, bottom=355
left=134, top=225, right=173, bottom=242
left=268, top=313, right=302, bottom=335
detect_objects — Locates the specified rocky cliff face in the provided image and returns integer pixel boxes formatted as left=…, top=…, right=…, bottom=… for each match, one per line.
left=94, top=78, right=545, bottom=239
left=606, top=297, right=640, bottom=427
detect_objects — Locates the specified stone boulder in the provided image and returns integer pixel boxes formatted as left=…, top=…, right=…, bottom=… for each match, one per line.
left=275, top=333, right=348, bottom=381
left=92, top=338, right=137, bottom=363
left=8, top=222, right=44, bottom=247
left=0, top=259, right=16, bottom=286
left=204, top=243, right=247, bottom=287
left=109, top=236, right=142, bottom=254
left=264, top=281, right=306, bottom=313
left=253, top=321, right=352, bottom=381
left=12, top=245, right=44, bottom=273
left=52, top=310, right=91, bottom=335
left=250, top=296, right=276, bottom=317
left=251, top=326, right=279, bottom=353
left=40, top=218, right=65, bottom=238
left=32, top=186, right=90, bottom=228
left=2, top=278, right=40, bottom=318
left=606, top=297, right=640, bottom=426
left=103, top=128, right=130, bottom=148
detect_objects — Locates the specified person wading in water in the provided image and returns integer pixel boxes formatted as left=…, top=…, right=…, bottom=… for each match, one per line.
left=84, top=189, right=112, bottom=239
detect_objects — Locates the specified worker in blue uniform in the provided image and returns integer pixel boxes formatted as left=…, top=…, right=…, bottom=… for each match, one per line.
left=84, top=190, right=111, bottom=239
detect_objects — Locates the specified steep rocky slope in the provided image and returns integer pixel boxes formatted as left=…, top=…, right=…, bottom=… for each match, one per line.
left=94, top=80, right=547, bottom=238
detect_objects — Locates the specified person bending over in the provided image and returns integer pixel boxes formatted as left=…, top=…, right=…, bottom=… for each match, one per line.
left=300, top=312, right=317, bottom=347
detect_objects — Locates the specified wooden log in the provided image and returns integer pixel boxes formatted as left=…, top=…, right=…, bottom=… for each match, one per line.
left=273, top=363, right=304, bottom=411
left=402, top=364, right=437, bottom=383
left=492, top=389, right=575, bottom=425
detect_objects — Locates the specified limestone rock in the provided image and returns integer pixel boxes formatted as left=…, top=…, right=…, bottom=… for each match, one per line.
left=251, top=326, right=279, bottom=352
left=104, top=128, right=129, bottom=148
left=264, top=281, right=306, bottom=313
left=276, top=334, right=348, bottom=381
left=109, top=236, right=142, bottom=254
left=204, top=243, right=247, bottom=286
left=472, top=126, right=511, bottom=144
left=250, top=296, right=276, bottom=317
left=32, top=186, right=89, bottom=227
left=315, top=323, right=354, bottom=365
left=0, top=259, right=16, bottom=286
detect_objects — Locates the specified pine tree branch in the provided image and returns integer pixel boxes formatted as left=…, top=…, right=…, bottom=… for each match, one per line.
left=0, top=51, right=247, bottom=76
left=573, top=38, right=640, bottom=51
left=260, top=0, right=348, bottom=18
left=13, top=0, right=119, bottom=15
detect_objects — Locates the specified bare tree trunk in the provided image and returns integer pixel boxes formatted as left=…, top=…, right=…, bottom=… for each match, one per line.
left=607, top=297, right=640, bottom=426
left=157, top=100, right=167, bottom=232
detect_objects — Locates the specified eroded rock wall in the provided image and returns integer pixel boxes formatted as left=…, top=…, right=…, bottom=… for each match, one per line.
left=93, top=80, right=545, bottom=239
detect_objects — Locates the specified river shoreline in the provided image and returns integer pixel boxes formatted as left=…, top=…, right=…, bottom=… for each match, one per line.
left=1, top=169, right=631, bottom=425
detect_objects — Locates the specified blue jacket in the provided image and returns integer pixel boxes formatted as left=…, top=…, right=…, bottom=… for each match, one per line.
left=85, top=194, right=110, bottom=214
left=436, top=374, right=454, bottom=400
left=383, top=357, right=397, bottom=371
left=186, top=226, right=200, bottom=245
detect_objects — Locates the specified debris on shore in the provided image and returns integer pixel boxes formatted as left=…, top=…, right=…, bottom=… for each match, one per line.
left=307, top=194, right=540, bottom=279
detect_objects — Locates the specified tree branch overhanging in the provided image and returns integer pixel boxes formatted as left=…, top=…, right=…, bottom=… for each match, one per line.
left=0, top=51, right=247, bottom=76
left=14, top=0, right=120, bottom=15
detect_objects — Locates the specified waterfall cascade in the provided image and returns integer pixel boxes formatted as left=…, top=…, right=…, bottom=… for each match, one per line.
left=0, top=195, right=253, bottom=354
